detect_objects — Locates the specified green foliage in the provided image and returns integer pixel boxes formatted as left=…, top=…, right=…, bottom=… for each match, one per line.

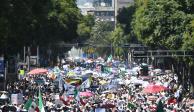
left=87, top=21, right=114, bottom=55
left=89, top=21, right=114, bottom=45
left=175, top=0, right=194, bottom=14
left=132, top=0, right=193, bottom=49
left=77, top=15, right=95, bottom=42
left=111, top=26, right=127, bottom=56
left=182, top=19, right=194, bottom=51
left=117, top=4, right=136, bottom=34
left=111, top=3, right=136, bottom=57
left=0, top=0, right=81, bottom=54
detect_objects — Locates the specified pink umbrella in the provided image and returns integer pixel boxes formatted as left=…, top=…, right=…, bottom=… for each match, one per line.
left=80, top=91, right=94, bottom=97
left=27, top=68, right=48, bottom=75
left=142, top=84, right=168, bottom=94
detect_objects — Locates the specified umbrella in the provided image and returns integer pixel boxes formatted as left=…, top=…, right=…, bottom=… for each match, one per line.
left=80, top=91, right=93, bottom=97
left=0, top=93, right=8, bottom=99
left=27, top=68, right=48, bottom=75
left=142, top=85, right=167, bottom=94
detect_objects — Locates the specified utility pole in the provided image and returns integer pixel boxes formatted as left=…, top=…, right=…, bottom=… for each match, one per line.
left=24, top=46, right=26, bottom=62
left=114, top=0, right=117, bottom=29
left=37, top=46, right=39, bottom=66
left=27, top=47, right=30, bottom=71
left=4, top=61, right=8, bottom=91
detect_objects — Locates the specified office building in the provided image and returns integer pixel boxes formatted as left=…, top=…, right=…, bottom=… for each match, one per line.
left=77, top=0, right=133, bottom=23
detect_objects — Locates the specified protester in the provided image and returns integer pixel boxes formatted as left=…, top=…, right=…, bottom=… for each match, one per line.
left=0, top=57, right=193, bottom=112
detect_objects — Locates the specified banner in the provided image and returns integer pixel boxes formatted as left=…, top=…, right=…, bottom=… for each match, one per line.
left=11, top=93, right=23, bottom=104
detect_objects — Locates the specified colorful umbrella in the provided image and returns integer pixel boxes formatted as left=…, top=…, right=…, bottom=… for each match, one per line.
left=79, top=91, right=93, bottom=97
left=142, top=85, right=167, bottom=94
left=27, top=68, right=48, bottom=75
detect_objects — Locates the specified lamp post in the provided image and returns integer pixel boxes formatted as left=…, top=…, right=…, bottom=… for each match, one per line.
left=114, top=0, right=117, bottom=29
left=124, top=44, right=130, bottom=68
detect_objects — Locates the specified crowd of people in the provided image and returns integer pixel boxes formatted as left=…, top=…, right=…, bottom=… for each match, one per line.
left=0, top=57, right=194, bottom=112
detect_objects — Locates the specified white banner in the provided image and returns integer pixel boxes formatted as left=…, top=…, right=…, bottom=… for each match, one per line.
left=11, top=93, right=23, bottom=104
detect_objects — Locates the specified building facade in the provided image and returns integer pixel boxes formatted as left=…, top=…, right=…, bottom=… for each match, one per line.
left=78, top=0, right=133, bottom=23
left=92, top=0, right=115, bottom=22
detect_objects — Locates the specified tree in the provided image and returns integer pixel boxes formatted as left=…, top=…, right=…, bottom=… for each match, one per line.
left=0, top=0, right=81, bottom=55
left=77, top=14, right=95, bottom=42
left=87, top=21, right=114, bottom=55
left=89, top=21, right=114, bottom=45
left=111, top=3, right=136, bottom=58
left=117, top=4, right=136, bottom=34
left=132, top=0, right=192, bottom=49
left=132, top=0, right=194, bottom=94
left=111, top=26, right=128, bottom=57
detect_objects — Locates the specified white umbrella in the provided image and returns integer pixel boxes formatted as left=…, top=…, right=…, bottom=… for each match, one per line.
left=0, top=93, right=8, bottom=99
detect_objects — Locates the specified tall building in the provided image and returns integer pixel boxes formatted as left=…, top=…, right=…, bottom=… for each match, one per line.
left=77, top=0, right=133, bottom=23
left=92, top=0, right=115, bottom=22
left=77, top=0, right=95, bottom=15
left=117, top=0, right=134, bottom=10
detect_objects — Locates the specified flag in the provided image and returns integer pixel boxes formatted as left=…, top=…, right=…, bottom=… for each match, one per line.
left=28, top=101, right=39, bottom=112
left=24, top=97, right=32, bottom=110
left=64, top=78, right=82, bottom=86
left=74, top=88, right=80, bottom=101
left=38, top=89, right=45, bottom=112
left=80, top=77, right=92, bottom=89
left=156, top=100, right=164, bottom=112
left=107, top=55, right=112, bottom=63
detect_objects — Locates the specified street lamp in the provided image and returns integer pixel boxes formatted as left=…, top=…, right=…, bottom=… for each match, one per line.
left=123, top=44, right=130, bottom=68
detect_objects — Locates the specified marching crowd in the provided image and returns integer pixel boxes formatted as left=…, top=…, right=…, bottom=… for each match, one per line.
left=0, top=58, right=194, bottom=112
